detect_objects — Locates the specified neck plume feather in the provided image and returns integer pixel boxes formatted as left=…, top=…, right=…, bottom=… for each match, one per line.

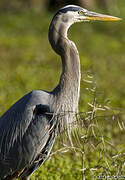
left=49, top=15, right=81, bottom=133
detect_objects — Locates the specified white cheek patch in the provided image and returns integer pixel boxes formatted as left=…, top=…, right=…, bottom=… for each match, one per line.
left=62, top=9, right=88, bottom=25
left=62, top=11, right=77, bottom=26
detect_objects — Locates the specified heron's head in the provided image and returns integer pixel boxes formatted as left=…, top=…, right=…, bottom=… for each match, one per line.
left=53, top=5, right=121, bottom=28
left=49, top=5, right=121, bottom=54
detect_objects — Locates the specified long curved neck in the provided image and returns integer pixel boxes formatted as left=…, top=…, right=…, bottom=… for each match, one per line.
left=49, top=16, right=81, bottom=113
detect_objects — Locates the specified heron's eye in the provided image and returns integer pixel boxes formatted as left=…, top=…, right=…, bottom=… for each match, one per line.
left=78, top=10, right=83, bottom=15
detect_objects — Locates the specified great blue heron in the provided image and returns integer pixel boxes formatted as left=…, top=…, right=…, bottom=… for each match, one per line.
left=0, top=5, right=120, bottom=180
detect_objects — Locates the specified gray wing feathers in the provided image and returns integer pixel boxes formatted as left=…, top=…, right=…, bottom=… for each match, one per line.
left=20, top=114, right=57, bottom=178
left=0, top=90, right=51, bottom=178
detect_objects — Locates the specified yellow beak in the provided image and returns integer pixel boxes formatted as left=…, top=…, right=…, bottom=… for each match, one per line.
left=84, top=11, right=121, bottom=21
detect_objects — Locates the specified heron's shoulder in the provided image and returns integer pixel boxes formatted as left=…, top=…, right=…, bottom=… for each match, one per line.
left=8, top=90, right=50, bottom=111
left=0, top=90, right=51, bottom=120
left=30, top=90, right=50, bottom=97
left=17, top=90, right=51, bottom=107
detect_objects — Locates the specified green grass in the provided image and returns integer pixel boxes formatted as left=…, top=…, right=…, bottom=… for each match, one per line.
left=0, top=2, right=125, bottom=179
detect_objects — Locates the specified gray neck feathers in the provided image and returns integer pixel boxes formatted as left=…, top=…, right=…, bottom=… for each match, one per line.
left=48, top=14, right=81, bottom=131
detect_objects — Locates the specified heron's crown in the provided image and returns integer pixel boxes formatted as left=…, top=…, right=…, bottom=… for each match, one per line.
left=59, top=5, right=87, bottom=14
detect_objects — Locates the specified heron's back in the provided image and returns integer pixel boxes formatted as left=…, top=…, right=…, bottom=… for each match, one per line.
left=0, top=90, right=53, bottom=179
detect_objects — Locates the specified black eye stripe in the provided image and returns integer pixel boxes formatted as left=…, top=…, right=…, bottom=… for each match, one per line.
left=52, top=6, right=87, bottom=20
left=61, top=7, right=82, bottom=13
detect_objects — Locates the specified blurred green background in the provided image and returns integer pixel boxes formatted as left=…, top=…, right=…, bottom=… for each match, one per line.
left=0, top=0, right=125, bottom=179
